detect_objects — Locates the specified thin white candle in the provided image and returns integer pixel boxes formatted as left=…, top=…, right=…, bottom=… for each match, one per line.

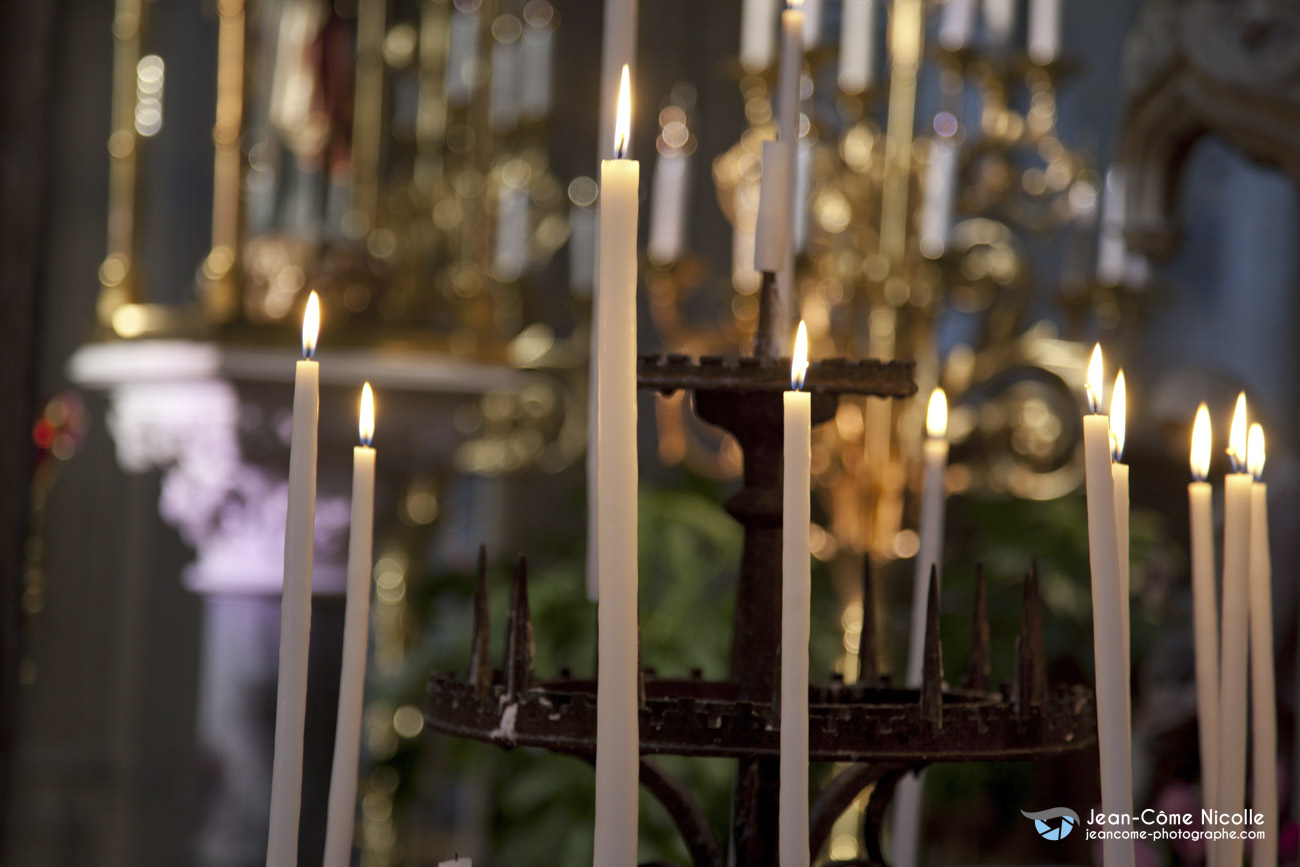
left=1188, top=404, right=1219, bottom=816
left=1249, top=423, right=1277, bottom=867
left=773, top=0, right=804, bottom=355
left=647, top=145, right=691, bottom=265
left=1027, top=0, right=1061, bottom=64
left=740, top=0, right=778, bottom=72
left=801, top=0, right=823, bottom=47
left=1082, top=344, right=1135, bottom=867
left=838, top=0, right=875, bottom=94
left=938, top=0, right=977, bottom=50
left=1110, top=371, right=1130, bottom=723
left=1217, top=393, right=1251, bottom=865
left=593, top=66, right=640, bottom=867
left=891, top=388, right=948, bottom=867
left=919, top=133, right=958, bottom=259
left=438, top=858, right=472, bottom=867
left=755, top=140, right=793, bottom=274
left=982, top=0, right=1016, bottom=48
left=322, top=384, right=377, bottom=867
left=780, top=321, right=811, bottom=867
left=266, top=291, right=321, bottom=867
left=907, top=388, right=948, bottom=686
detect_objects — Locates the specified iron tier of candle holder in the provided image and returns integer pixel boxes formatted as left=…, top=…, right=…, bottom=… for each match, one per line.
left=425, top=334, right=1097, bottom=866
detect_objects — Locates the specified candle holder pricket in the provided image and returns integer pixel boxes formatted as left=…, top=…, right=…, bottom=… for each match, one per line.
left=426, top=311, right=1097, bottom=867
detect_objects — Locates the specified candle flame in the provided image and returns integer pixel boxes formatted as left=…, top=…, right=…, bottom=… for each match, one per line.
left=1248, top=422, right=1265, bottom=481
left=1110, top=370, right=1126, bottom=462
left=926, top=388, right=947, bottom=439
left=614, top=64, right=631, bottom=160
left=790, top=320, right=809, bottom=391
left=1190, top=403, right=1211, bottom=482
left=1228, top=391, right=1248, bottom=473
left=1085, top=344, right=1103, bottom=414
left=359, top=382, right=375, bottom=447
left=302, top=291, right=320, bottom=359
left=788, top=0, right=804, bottom=7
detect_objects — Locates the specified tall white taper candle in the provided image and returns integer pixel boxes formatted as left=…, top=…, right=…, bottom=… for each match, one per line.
left=892, top=388, right=948, bottom=867
left=1248, top=423, right=1277, bottom=867
left=1188, top=404, right=1219, bottom=817
left=322, top=384, right=377, bottom=867
left=266, top=291, right=321, bottom=867
left=1081, top=345, right=1134, bottom=867
left=780, top=321, right=812, bottom=867
left=1217, top=393, right=1251, bottom=866
left=1110, top=372, right=1131, bottom=742
left=593, top=66, right=641, bottom=867
left=838, top=0, right=876, bottom=94
left=773, top=1, right=804, bottom=355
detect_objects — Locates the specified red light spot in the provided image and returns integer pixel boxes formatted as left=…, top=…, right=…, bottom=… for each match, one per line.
left=32, top=420, right=56, bottom=449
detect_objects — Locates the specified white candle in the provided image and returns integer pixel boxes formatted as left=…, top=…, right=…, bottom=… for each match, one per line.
left=1249, top=423, right=1277, bottom=867
left=740, top=0, right=778, bottom=72
left=593, top=66, right=640, bottom=866
left=838, top=0, right=875, bottom=94
left=266, top=291, right=321, bottom=867
left=890, top=389, right=949, bottom=867
left=1096, top=167, right=1127, bottom=287
left=919, top=133, right=958, bottom=259
left=982, top=0, right=1016, bottom=48
left=780, top=321, right=811, bottom=867
left=906, top=388, right=948, bottom=687
left=801, top=0, right=823, bottom=47
left=647, top=147, right=691, bottom=266
left=488, top=18, right=522, bottom=133
left=1027, top=0, right=1061, bottom=64
left=520, top=6, right=555, bottom=121
left=773, top=1, right=804, bottom=355
left=938, top=0, right=977, bottom=50
left=755, top=140, right=793, bottom=274
left=1110, top=371, right=1130, bottom=716
left=1217, top=393, right=1251, bottom=865
left=438, top=858, right=472, bottom=867
left=599, top=0, right=637, bottom=161
left=322, top=384, right=377, bottom=867
left=1082, top=345, right=1134, bottom=867
left=1188, top=403, right=1219, bottom=815
left=446, top=6, right=481, bottom=107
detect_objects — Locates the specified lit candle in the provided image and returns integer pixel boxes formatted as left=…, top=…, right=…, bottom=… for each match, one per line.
left=838, top=0, right=876, bottom=94
left=1188, top=403, right=1219, bottom=815
left=780, top=321, right=811, bottom=867
left=266, top=291, right=321, bottom=867
left=1110, top=371, right=1130, bottom=708
left=1082, top=344, right=1134, bottom=867
left=891, top=387, right=949, bottom=867
left=740, top=0, right=778, bottom=72
left=593, top=65, right=640, bottom=866
left=322, top=385, right=377, bottom=867
left=906, top=388, right=948, bottom=686
left=1027, top=0, right=1061, bottom=64
left=1248, top=422, right=1277, bottom=867
left=1217, top=393, right=1251, bottom=863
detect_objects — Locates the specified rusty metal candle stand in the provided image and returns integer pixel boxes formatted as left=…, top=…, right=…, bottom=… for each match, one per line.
left=426, top=353, right=1096, bottom=866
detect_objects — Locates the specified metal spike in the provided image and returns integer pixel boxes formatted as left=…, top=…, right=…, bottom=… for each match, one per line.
left=505, top=554, right=534, bottom=699
left=966, top=562, right=990, bottom=691
left=920, top=564, right=943, bottom=729
left=469, top=544, right=492, bottom=699
left=1016, top=559, right=1047, bottom=712
left=858, top=556, right=879, bottom=688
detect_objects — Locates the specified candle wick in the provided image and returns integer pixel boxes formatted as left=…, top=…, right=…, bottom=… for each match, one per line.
left=1084, top=382, right=1098, bottom=415
left=1227, top=447, right=1243, bottom=475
